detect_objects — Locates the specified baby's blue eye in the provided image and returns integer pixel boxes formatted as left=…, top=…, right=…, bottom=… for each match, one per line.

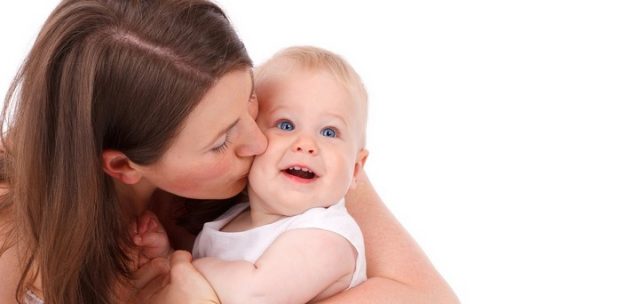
left=321, top=127, right=337, bottom=138
left=277, top=120, right=295, bottom=131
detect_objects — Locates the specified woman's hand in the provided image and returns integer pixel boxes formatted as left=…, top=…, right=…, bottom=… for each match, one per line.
left=134, top=210, right=173, bottom=266
left=148, top=250, right=220, bottom=304
left=116, top=256, right=170, bottom=303
left=148, top=190, right=197, bottom=251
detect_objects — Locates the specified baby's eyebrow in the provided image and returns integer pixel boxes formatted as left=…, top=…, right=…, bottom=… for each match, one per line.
left=324, top=113, right=349, bottom=127
left=265, top=106, right=288, bottom=117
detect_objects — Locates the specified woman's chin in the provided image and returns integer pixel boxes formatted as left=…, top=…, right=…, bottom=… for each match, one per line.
left=169, top=177, right=247, bottom=200
left=213, top=178, right=248, bottom=199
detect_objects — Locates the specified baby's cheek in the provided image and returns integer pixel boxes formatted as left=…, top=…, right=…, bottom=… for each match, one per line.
left=331, top=159, right=355, bottom=188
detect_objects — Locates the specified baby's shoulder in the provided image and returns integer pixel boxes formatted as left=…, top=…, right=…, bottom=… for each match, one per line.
left=288, top=201, right=361, bottom=235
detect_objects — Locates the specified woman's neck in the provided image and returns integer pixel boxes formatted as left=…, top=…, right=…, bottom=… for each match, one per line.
left=113, top=178, right=156, bottom=215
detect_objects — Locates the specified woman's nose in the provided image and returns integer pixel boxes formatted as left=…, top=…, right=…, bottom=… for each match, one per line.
left=237, top=119, right=267, bottom=157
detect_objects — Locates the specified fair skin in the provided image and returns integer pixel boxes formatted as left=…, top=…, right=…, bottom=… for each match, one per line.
left=109, top=68, right=266, bottom=303
left=139, top=66, right=369, bottom=303
left=246, top=67, right=368, bottom=221
left=0, top=67, right=459, bottom=303
left=0, top=69, right=265, bottom=303
left=104, top=69, right=266, bottom=203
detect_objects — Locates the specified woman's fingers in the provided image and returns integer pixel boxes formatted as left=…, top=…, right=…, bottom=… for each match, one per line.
left=147, top=250, right=221, bottom=304
left=121, top=257, right=170, bottom=304
left=128, top=219, right=138, bottom=239
left=170, top=250, right=190, bottom=262
left=129, top=270, right=170, bottom=304
left=137, top=210, right=163, bottom=235
left=138, top=232, right=168, bottom=248
left=131, top=257, right=170, bottom=290
left=137, top=232, right=171, bottom=267
left=168, top=250, right=195, bottom=279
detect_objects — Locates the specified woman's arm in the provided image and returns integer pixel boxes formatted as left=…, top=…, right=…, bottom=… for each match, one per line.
left=0, top=244, right=22, bottom=303
left=0, top=185, right=23, bottom=303
left=319, top=171, right=459, bottom=304
left=147, top=251, right=220, bottom=304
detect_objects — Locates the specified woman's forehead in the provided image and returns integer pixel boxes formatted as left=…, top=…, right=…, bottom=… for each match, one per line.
left=171, top=69, right=253, bottom=148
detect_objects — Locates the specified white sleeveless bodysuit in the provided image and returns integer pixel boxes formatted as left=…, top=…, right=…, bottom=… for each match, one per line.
left=192, top=199, right=366, bottom=288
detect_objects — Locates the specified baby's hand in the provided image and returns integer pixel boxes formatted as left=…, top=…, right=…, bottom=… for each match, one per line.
left=133, top=210, right=172, bottom=267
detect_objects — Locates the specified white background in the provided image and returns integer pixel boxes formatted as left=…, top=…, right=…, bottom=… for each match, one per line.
left=2, top=1, right=639, bottom=303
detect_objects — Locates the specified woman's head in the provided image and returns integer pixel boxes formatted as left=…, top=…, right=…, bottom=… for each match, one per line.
left=126, top=68, right=267, bottom=200
left=90, top=1, right=266, bottom=199
left=1, top=0, right=264, bottom=302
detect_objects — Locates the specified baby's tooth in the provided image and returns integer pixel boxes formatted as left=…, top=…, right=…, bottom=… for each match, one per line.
left=293, top=166, right=301, bottom=171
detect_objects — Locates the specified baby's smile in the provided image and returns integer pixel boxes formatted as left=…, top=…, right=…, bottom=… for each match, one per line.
left=282, top=165, right=319, bottom=184
left=284, top=166, right=317, bottom=179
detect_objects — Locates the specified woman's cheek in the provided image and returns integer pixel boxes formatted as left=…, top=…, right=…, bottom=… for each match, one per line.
left=206, top=157, right=232, bottom=180
left=170, top=158, right=231, bottom=194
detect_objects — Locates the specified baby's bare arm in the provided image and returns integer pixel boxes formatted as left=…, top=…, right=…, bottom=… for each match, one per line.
left=193, top=229, right=355, bottom=304
left=318, top=172, right=459, bottom=304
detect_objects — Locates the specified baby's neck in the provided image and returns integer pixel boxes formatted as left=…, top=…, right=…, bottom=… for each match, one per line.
left=221, top=205, right=284, bottom=232
left=222, top=187, right=286, bottom=232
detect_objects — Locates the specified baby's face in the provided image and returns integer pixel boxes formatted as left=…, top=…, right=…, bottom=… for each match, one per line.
left=248, top=68, right=366, bottom=216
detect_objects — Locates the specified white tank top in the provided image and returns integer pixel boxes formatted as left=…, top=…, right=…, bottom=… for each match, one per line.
left=192, top=199, right=366, bottom=288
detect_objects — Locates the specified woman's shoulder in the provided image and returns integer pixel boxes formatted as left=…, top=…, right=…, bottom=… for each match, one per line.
left=0, top=221, right=22, bottom=303
left=0, top=181, right=22, bottom=303
left=0, top=221, right=43, bottom=304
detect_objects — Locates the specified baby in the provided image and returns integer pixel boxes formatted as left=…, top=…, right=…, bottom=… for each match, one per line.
left=137, top=46, right=369, bottom=304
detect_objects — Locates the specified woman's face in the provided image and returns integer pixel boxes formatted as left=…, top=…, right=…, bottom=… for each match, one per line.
left=138, top=68, right=267, bottom=199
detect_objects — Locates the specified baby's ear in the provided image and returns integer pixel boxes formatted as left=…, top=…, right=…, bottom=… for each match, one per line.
left=350, top=149, right=369, bottom=190
left=101, top=149, right=142, bottom=185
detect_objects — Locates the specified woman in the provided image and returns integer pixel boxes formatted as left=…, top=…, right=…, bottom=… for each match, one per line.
left=0, top=0, right=458, bottom=303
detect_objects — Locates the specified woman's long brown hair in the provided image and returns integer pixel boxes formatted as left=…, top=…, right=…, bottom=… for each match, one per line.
left=0, top=0, right=251, bottom=303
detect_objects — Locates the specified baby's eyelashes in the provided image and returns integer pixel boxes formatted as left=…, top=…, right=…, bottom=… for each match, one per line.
left=276, top=119, right=295, bottom=131
left=320, top=127, right=338, bottom=138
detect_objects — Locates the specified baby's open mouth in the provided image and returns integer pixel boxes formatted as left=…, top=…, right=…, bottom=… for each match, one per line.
left=284, top=166, right=317, bottom=179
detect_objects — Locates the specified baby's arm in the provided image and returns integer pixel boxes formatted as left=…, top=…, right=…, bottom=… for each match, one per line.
left=133, top=211, right=173, bottom=267
left=192, top=229, right=355, bottom=304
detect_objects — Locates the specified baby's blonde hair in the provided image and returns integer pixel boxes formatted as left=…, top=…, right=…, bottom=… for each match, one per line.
left=255, top=46, right=368, bottom=147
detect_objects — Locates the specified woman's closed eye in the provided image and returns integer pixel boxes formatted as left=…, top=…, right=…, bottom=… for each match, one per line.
left=211, top=134, right=231, bottom=153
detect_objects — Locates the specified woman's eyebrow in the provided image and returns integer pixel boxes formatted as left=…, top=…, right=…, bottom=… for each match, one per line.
left=248, top=69, right=256, bottom=101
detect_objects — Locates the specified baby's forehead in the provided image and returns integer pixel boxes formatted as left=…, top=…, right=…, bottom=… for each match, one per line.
left=260, top=63, right=366, bottom=105
left=265, top=69, right=365, bottom=114
left=256, top=56, right=368, bottom=145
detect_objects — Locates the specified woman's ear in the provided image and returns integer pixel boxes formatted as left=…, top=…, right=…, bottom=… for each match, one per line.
left=102, top=150, right=142, bottom=184
left=350, top=149, right=369, bottom=190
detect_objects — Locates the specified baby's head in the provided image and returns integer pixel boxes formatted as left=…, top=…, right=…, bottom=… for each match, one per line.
left=248, top=46, right=369, bottom=215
